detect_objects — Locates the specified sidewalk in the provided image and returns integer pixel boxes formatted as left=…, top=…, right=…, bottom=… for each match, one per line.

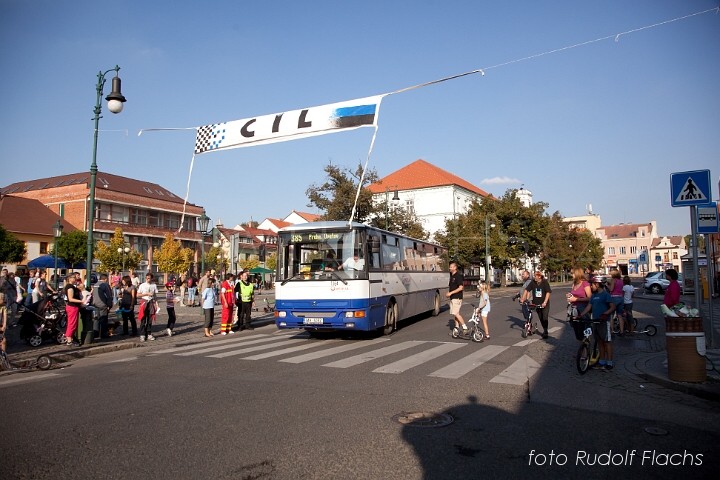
left=1, top=290, right=277, bottom=370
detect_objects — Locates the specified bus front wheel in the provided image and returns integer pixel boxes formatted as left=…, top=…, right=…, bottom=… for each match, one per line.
left=431, top=292, right=441, bottom=317
left=383, top=302, right=397, bottom=336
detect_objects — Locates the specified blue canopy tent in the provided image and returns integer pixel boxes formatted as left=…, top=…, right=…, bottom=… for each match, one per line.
left=27, top=255, right=86, bottom=269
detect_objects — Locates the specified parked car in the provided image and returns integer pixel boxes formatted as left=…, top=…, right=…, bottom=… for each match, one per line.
left=644, top=271, right=684, bottom=294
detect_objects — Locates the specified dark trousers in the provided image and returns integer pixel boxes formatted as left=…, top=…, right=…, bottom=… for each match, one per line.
left=536, top=303, right=550, bottom=333
left=122, top=310, right=137, bottom=335
left=203, top=308, right=214, bottom=329
left=139, top=309, right=153, bottom=336
left=166, top=307, right=176, bottom=330
left=239, top=302, right=253, bottom=328
left=93, top=313, right=109, bottom=338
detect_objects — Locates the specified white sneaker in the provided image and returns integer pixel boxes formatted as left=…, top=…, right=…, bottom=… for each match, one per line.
left=167, top=328, right=173, bottom=337
left=228, top=330, right=236, bottom=334
left=220, top=332, right=227, bottom=336
left=147, top=334, right=155, bottom=341
left=139, top=335, right=146, bottom=342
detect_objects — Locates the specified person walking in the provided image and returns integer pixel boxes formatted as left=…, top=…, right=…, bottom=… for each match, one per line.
left=92, top=273, right=114, bottom=338
left=187, top=274, right=198, bottom=307
left=0, top=269, right=18, bottom=329
left=202, top=278, right=216, bottom=337
left=137, top=273, right=158, bottom=342
left=477, top=282, right=491, bottom=339
left=219, top=273, right=236, bottom=335
left=165, top=282, right=177, bottom=336
left=234, top=270, right=255, bottom=331
left=525, top=271, right=552, bottom=339
left=179, top=273, right=187, bottom=307
left=63, top=273, right=83, bottom=346
left=446, top=261, right=467, bottom=336
left=119, top=276, right=137, bottom=336
left=622, top=275, right=635, bottom=335
left=567, top=267, right=591, bottom=318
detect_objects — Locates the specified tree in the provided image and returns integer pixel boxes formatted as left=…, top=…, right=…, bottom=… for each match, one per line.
left=306, top=163, right=379, bottom=223
left=49, top=230, right=87, bottom=268
left=154, top=233, right=194, bottom=279
left=203, top=245, right=223, bottom=272
left=95, top=228, right=142, bottom=273
left=306, top=162, right=427, bottom=239
left=0, top=225, right=26, bottom=264
left=265, top=253, right=277, bottom=271
left=436, top=189, right=550, bottom=270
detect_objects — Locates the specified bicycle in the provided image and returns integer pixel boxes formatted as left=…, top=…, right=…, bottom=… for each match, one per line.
left=0, top=334, right=53, bottom=372
left=571, top=317, right=600, bottom=374
left=520, top=301, right=540, bottom=338
left=611, top=314, right=657, bottom=337
left=450, top=304, right=485, bottom=342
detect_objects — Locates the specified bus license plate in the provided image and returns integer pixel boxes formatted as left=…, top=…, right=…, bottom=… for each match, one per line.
left=303, top=318, right=324, bottom=325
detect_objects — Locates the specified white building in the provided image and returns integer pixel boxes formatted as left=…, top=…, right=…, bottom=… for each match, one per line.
left=367, top=159, right=490, bottom=239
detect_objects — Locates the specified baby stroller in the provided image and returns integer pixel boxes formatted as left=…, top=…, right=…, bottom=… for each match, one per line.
left=263, top=297, right=275, bottom=313
left=18, top=297, right=67, bottom=347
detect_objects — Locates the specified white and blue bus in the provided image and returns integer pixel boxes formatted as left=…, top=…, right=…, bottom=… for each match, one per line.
left=274, top=221, right=448, bottom=335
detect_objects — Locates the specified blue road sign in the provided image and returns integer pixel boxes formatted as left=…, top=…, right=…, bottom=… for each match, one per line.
left=697, top=202, right=719, bottom=234
left=671, top=170, right=711, bottom=207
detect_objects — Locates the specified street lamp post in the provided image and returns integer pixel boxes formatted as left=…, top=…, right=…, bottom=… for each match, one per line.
left=53, top=220, right=64, bottom=290
left=198, top=210, right=210, bottom=275
left=485, top=216, right=495, bottom=284
left=385, top=187, right=400, bottom=230
left=118, top=246, right=130, bottom=276
left=86, top=66, right=127, bottom=290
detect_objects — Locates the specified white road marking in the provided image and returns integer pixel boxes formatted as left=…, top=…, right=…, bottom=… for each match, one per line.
left=207, top=339, right=306, bottom=358
left=279, top=337, right=391, bottom=364
left=174, top=336, right=284, bottom=356
left=0, top=372, right=66, bottom=387
left=152, top=334, right=273, bottom=354
left=489, top=354, right=541, bottom=385
left=429, top=345, right=509, bottom=379
left=373, top=342, right=466, bottom=374
left=241, top=340, right=339, bottom=360
left=322, top=341, right=426, bottom=368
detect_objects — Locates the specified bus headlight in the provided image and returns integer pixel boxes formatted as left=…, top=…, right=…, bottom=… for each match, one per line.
left=277, top=311, right=286, bottom=318
left=344, top=311, right=366, bottom=318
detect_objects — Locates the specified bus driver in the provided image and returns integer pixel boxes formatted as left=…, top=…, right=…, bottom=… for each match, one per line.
left=340, top=251, right=364, bottom=271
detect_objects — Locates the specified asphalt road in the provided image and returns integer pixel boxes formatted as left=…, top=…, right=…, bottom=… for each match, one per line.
left=2, top=287, right=719, bottom=479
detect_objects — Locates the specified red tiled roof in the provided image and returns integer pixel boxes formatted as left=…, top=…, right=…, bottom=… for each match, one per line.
left=598, top=223, right=654, bottom=239
left=367, top=159, right=490, bottom=197
left=651, top=236, right=684, bottom=248
left=265, top=218, right=293, bottom=229
left=0, top=195, right=76, bottom=236
left=291, top=211, right=321, bottom=222
left=0, top=171, right=194, bottom=206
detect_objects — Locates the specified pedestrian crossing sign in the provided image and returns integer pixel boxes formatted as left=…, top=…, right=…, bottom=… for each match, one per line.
left=671, top=170, right=712, bottom=207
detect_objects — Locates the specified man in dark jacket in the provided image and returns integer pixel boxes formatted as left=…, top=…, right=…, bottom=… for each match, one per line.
left=92, top=273, right=114, bottom=338
left=0, top=269, right=18, bottom=327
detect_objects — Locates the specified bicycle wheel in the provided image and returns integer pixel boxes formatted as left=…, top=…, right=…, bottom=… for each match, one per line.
left=576, top=343, right=590, bottom=374
left=645, top=325, right=657, bottom=337
left=36, top=355, right=53, bottom=370
left=521, top=322, right=528, bottom=338
left=471, top=327, right=485, bottom=342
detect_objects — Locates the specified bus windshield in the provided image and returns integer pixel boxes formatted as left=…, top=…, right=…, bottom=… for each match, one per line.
left=278, top=228, right=367, bottom=282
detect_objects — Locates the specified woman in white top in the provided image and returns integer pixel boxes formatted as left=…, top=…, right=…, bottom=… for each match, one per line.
left=478, top=282, right=491, bottom=339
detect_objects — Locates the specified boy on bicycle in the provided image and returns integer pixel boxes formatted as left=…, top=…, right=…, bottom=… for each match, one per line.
left=577, top=279, right=616, bottom=370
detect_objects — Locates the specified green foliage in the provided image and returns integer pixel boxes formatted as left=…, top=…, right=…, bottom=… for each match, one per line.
left=49, top=229, right=87, bottom=267
left=435, top=188, right=605, bottom=277
left=0, top=225, right=26, bottom=263
left=306, top=162, right=427, bottom=239
left=155, top=233, right=194, bottom=278
left=306, top=163, right=379, bottom=223
left=265, top=253, right=277, bottom=270
left=95, top=228, right=142, bottom=273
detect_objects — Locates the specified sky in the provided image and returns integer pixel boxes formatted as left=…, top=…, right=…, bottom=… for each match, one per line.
left=1, top=0, right=718, bottom=238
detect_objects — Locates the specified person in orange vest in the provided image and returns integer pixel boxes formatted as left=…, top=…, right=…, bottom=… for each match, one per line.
left=219, top=273, right=236, bottom=335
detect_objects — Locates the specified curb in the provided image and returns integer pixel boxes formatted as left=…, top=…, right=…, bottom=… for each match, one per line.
left=629, top=351, right=720, bottom=402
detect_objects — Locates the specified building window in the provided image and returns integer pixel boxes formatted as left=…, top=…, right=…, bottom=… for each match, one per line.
left=131, top=208, right=147, bottom=226
left=608, top=247, right=615, bottom=255
left=673, top=252, right=678, bottom=260
left=619, top=246, right=626, bottom=255
left=40, top=242, right=48, bottom=254
left=630, top=246, right=637, bottom=254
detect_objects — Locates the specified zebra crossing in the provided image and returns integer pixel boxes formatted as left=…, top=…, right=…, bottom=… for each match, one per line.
left=149, top=328, right=561, bottom=383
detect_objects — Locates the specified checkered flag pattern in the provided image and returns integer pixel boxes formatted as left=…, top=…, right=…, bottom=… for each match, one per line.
left=194, top=123, right=227, bottom=154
